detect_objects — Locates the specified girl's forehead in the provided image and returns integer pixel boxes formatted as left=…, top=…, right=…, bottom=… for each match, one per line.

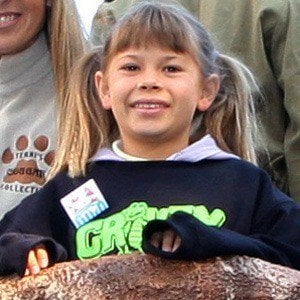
left=108, top=21, right=199, bottom=58
left=105, top=46, right=202, bottom=72
left=116, top=45, right=183, bottom=54
left=111, top=45, right=197, bottom=60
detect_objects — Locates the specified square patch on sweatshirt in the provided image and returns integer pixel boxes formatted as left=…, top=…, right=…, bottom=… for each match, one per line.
left=60, top=179, right=109, bottom=228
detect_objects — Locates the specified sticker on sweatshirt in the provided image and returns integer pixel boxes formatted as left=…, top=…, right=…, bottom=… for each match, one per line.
left=60, top=179, right=109, bottom=228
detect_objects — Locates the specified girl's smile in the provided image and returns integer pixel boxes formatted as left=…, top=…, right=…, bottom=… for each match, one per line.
left=95, top=46, right=218, bottom=159
left=129, top=98, right=170, bottom=118
left=0, top=12, right=20, bottom=29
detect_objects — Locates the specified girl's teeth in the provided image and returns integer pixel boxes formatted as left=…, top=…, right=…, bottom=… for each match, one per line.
left=136, top=103, right=162, bottom=109
left=0, top=15, right=17, bottom=23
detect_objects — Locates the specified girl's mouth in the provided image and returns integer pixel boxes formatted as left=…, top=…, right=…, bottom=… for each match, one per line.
left=130, top=100, right=170, bottom=117
left=134, top=103, right=168, bottom=109
left=131, top=99, right=170, bottom=109
left=0, top=13, right=20, bottom=29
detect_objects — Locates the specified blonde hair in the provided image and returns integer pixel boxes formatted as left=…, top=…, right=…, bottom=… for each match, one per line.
left=51, top=48, right=118, bottom=178
left=46, top=0, right=87, bottom=111
left=51, top=1, right=259, bottom=178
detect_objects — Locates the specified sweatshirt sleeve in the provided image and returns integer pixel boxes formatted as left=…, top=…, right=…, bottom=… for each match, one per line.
left=142, top=173, right=300, bottom=270
left=0, top=233, right=67, bottom=276
left=0, top=180, right=68, bottom=276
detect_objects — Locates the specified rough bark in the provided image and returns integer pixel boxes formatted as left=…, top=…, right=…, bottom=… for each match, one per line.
left=0, top=254, right=299, bottom=299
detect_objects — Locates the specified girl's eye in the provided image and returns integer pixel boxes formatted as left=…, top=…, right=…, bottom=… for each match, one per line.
left=121, top=64, right=139, bottom=71
left=165, top=66, right=182, bottom=73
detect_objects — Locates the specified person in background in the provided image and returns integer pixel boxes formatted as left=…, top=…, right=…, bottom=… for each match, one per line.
left=0, top=1, right=299, bottom=277
left=0, top=0, right=87, bottom=219
left=90, top=0, right=300, bottom=202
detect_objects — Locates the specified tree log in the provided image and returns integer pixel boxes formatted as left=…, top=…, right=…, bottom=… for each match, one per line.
left=0, top=254, right=299, bottom=299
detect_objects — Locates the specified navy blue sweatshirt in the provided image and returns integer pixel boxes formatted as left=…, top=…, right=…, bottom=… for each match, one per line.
left=0, top=159, right=299, bottom=276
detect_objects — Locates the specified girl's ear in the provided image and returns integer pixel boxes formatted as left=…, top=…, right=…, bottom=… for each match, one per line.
left=94, top=71, right=112, bottom=110
left=197, top=74, right=220, bottom=111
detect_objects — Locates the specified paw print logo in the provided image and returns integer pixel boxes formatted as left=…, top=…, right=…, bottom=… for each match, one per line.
left=1, top=135, right=55, bottom=186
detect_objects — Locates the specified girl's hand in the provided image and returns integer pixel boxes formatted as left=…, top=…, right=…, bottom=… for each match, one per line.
left=24, top=245, right=49, bottom=276
left=150, top=229, right=181, bottom=252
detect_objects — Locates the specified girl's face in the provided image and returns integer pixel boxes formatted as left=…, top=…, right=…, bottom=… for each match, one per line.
left=96, top=46, right=219, bottom=158
left=0, top=0, right=47, bottom=56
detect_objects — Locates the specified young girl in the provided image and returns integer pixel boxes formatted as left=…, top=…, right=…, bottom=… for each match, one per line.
left=0, top=0, right=86, bottom=219
left=0, top=2, right=299, bottom=277
left=92, top=0, right=300, bottom=202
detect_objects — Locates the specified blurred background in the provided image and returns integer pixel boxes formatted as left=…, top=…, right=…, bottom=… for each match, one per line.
left=74, top=0, right=103, bottom=35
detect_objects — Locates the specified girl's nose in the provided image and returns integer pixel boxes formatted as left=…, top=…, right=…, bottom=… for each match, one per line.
left=137, top=80, right=161, bottom=90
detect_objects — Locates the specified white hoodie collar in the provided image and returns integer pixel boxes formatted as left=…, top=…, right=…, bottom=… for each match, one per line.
left=91, top=134, right=239, bottom=162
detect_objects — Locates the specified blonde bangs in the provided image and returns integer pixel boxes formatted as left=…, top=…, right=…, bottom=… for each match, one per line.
left=103, top=3, right=197, bottom=68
